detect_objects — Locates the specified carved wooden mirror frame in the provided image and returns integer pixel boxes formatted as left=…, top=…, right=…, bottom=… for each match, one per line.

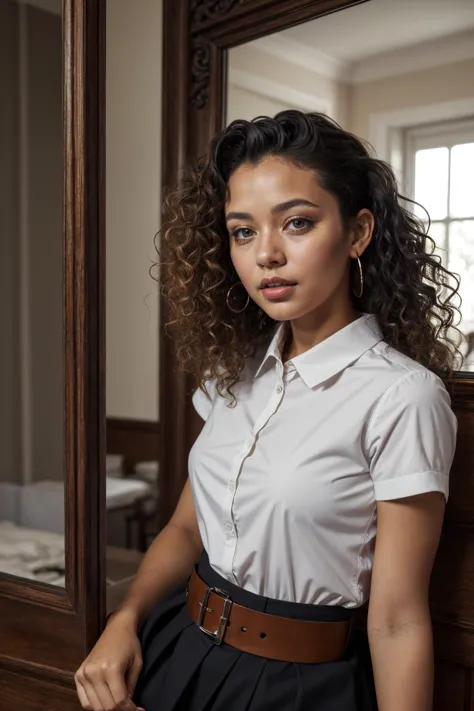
left=160, top=0, right=474, bottom=703
left=0, top=0, right=106, bottom=703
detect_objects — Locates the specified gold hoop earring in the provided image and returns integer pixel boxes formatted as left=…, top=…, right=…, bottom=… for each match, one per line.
left=352, top=256, right=364, bottom=299
left=226, top=282, right=250, bottom=313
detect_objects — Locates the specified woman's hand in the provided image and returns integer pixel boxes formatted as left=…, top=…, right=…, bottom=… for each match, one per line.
left=74, top=481, right=202, bottom=711
left=74, top=611, right=146, bottom=711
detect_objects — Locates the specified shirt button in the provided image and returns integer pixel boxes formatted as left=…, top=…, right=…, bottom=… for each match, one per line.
left=225, top=522, right=234, bottom=533
left=228, top=482, right=235, bottom=492
left=276, top=384, right=283, bottom=393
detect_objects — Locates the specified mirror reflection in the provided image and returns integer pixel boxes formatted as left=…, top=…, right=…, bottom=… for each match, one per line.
left=0, top=0, right=163, bottom=602
left=0, top=0, right=64, bottom=585
left=228, top=0, right=474, bottom=369
left=104, top=0, right=162, bottom=611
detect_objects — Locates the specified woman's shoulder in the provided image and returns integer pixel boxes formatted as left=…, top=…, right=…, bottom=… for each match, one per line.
left=365, top=340, right=456, bottom=445
left=371, top=339, right=447, bottom=390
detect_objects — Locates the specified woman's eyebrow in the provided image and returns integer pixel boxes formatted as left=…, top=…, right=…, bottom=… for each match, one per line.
left=271, top=198, right=320, bottom=213
left=225, top=211, right=252, bottom=222
left=225, top=199, right=320, bottom=223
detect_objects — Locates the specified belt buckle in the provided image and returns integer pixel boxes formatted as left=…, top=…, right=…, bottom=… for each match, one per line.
left=197, top=586, right=232, bottom=645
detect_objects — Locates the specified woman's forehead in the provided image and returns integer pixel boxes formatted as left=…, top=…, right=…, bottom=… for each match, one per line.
left=226, top=159, right=326, bottom=208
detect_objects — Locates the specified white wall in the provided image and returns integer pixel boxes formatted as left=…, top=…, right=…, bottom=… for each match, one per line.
left=0, top=1, right=63, bottom=484
left=27, top=5, right=63, bottom=482
left=227, top=85, right=292, bottom=125
left=228, top=43, right=349, bottom=126
left=106, top=0, right=162, bottom=421
left=350, top=58, right=474, bottom=143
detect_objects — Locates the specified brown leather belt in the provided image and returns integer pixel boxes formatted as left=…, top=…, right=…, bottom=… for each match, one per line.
left=186, top=568, right=352, bottom=664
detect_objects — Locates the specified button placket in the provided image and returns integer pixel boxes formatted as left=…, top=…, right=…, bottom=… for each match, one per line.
left=222, top=365, right=285, bottom=578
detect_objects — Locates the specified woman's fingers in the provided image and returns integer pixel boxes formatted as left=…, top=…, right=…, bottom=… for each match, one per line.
left=76, top=677, right=105, bottom=711
left=106, top=670, right=142, bottom=710
left=76, top=663, right=143, bottom=711
left=89, top=679, right=124, bottom=711
left=75, top=679, right=94, bottom=710
left=74, top=626, right=145, bottom=710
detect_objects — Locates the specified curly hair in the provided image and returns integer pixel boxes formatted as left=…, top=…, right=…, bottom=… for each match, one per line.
left=159, top=110, right=463, bottom=402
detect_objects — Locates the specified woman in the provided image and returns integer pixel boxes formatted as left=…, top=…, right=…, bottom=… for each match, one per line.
left=75, top=111, right=462, bottom=711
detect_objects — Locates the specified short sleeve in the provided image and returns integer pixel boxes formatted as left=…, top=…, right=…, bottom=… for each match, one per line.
left=192, top=379, right=217, bottom=422
left=367, top=371, right=457, bottom=502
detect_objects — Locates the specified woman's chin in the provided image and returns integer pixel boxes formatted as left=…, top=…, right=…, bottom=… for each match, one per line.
left=260, top=302, right=302, bottom=322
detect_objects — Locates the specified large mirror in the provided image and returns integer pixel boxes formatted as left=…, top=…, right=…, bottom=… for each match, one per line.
left=0, top=0, right=162, bottom=608
left=0, top=0, right=65, bottom=586
left=227, top=0, right=474, bottom=370
left=104, top=0, right=162, bottom=610
left=0, top=0, right=106, bottom=701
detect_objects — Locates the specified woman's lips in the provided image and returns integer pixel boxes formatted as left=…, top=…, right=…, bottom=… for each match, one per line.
left=261, top=284, right=296, bottom=300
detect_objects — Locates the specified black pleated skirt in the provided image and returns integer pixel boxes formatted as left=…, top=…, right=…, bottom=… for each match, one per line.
left=133, top=553, right=378, bottom=711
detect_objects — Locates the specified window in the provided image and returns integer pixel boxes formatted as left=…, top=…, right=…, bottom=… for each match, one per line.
left=404, top=119, right=474, bottom=369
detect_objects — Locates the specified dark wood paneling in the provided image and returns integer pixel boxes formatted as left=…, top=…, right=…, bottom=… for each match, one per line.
left=0, top=599, right=83, bottom=671
left=433, top=661, right=471, bottom=710
left=432, top=525, right=474, bottom=628
left=0, top=667, right=77, bottom=711
left=106, top=417, right=160, bottom=472
left=430, top=401, right=474, bottom=684
left=0, top=575, right=71, bottom=610
left=445, top=398, right=474, bottom=521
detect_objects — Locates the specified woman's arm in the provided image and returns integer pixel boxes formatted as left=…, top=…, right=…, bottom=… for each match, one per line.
left=368, top=491, right=446, bottom=711
left=110, top=478, right=203, bottom=632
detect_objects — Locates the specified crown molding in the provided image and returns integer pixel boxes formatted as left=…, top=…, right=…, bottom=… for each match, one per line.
left=255, top=33, right=349, bottom=81
left=255, top=30, right=474, bottom=86
left=351, top=30, right=474, bottom=84
left=228, top=66, right=332, bottom=115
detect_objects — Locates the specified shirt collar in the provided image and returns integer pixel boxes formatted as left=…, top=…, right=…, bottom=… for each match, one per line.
left=254, top=313, right=383, bottom=388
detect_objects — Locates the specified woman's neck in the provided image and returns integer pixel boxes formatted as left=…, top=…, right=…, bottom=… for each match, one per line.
left=282, top=308, right=360, bottom=361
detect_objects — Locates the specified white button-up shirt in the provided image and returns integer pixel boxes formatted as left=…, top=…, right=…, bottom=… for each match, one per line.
left=190, top=314, right=457, bottom=607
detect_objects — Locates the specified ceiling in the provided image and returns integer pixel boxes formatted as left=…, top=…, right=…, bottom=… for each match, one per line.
left=280, top=0, right=474, bottom=63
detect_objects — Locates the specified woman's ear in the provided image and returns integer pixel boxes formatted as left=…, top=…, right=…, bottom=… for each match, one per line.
left=349, top=209, right=374, bottom=258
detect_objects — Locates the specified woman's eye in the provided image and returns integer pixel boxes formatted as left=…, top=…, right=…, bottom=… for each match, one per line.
left=232, top=227, right=254, bottom=242
left=286, top=217, right=313, bottom=231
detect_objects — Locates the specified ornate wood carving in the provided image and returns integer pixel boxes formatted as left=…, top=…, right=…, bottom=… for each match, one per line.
left=190, top=0, right=250, bottom=27
left=190, top=35, right=212, bottom=108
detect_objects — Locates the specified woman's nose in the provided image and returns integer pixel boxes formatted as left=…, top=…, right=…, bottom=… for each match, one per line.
left=256, top=231, right=286, bottom=267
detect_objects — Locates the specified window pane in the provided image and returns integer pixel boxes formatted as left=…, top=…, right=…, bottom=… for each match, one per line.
left=427, top=221, right=447, bottom=265
left=448, top=220, right=474, bottom=322
left=414, top=147, right=449, bottom=220
left=450, top=143, right=474, bottom=218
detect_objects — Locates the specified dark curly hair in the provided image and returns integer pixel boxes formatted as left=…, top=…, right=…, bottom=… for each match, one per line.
left=159, top=110, right=463, bottom=402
